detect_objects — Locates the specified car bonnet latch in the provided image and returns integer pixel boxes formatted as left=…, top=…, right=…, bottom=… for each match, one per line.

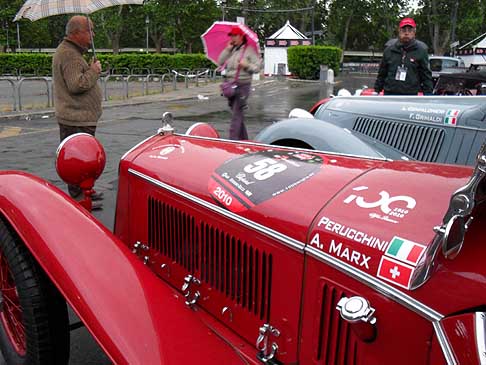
left=256, top=323, right=281, bottom=364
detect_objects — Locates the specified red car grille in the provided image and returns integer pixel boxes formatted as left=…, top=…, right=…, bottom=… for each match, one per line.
left=316, top=283, right=361, bottom=365
left=147, top=196, right=273, bottom=321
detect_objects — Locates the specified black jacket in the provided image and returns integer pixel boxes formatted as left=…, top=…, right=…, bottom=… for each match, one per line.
left=374, top=39, right=433, bottom=95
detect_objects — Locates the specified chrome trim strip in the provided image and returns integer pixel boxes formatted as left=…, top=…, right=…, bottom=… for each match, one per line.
left=128, top=168, right=305, bottom=253
left=433, top=321, right=458, bottom=365
left=305, top=246, right=443, bottom=322
left=476, top=312, right=486, bottom=365
left=120, top=135, right=157, bottom=162
left=175, top=134, right=389, bottom=161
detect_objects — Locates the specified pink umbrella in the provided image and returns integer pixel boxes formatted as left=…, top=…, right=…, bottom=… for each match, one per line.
left=201, top=21, right=260, bottom=65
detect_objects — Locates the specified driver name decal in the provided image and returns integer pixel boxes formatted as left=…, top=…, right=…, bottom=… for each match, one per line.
left=400, top=106, right=462, bottom=125
left=314, top=216, right=389, bottom=251
left=209, top=150, right=323, bottom=212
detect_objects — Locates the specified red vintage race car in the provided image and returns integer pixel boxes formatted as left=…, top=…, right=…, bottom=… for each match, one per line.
left=0, top=115, right=485, bottom=365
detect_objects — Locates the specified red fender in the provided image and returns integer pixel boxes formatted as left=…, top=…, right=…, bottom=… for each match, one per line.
left=0, top=171, right=247, bottom=365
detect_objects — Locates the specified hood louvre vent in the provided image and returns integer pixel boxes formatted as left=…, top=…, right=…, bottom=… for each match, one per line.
left=148, top=196, right=199, bottom=273
left=316, top=283, right=360, bottom=365
left=353, top=117, right=445, bottom=162
left=199, top=223, right=272, bottom=321
left=148, top=196, right=272, bottom=321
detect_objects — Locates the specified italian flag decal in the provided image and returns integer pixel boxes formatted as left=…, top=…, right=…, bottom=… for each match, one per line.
left=444, top=109, right=460, bottom=125
left=377, top=236, right=426, bottom=290
left=385, top=236, right=425, bottom=265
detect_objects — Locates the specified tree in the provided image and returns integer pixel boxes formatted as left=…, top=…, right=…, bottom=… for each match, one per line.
left=0, top=0, right=22, bottom=51
left=91, top=5, right=136, bottom=54
left=413, top=0, right=486, bottom=55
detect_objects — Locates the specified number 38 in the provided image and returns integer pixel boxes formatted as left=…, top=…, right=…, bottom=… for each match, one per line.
left=243, top=158, right=287, bottom=181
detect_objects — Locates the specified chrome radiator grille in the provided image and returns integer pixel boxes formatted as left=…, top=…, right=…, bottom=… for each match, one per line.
left=353, top=117, right=445, bottom=162
left=148, top=196, right=273, bottom=321
left=317, top=283, right=360, bottom=365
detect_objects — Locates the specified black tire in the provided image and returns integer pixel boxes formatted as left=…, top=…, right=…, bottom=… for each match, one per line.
left=0, top=217, right=70, bottom=365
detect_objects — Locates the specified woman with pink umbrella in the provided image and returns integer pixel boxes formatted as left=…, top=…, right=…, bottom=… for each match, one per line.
left=203, top=23, right=261, bottom=140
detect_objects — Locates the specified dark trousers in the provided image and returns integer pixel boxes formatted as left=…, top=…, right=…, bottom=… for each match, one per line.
left=227, top=82, right=251, bottom=140
left=59, top=123, right=97, bottom=198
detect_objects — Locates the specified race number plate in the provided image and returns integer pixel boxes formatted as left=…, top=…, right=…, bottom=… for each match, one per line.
left=208, top=150, right=324, bottom=212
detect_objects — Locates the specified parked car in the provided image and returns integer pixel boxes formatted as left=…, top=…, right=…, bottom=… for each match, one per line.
left=429, top=56, right=466, bottom=83
left=256, top=95, right=486, bottom=166
left=433, top=70, right=486, bottom=95
left=0, top=115, right=485, bottom=365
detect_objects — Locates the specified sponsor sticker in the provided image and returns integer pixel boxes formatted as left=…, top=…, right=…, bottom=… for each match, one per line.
left=148, top=144, right=185, bottom=160
left=209, top=150, right=323, bottom=212
left=343, top=186, right=416, bottom=224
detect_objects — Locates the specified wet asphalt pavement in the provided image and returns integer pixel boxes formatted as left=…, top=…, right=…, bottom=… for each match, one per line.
left=0, top=74, right=376, bottom=364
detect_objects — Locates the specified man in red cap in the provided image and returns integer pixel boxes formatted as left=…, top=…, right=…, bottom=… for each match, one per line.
left=374, top=17, right=433, bottom=95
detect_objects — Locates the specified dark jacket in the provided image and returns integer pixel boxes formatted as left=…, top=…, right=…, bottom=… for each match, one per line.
left=374, top=39, right=433, bottom=95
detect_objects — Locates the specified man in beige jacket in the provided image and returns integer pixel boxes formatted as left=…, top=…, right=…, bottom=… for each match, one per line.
left=52, top=15, right=103, bottom=204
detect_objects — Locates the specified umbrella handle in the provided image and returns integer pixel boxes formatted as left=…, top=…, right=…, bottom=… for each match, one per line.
left=87, top=15, right=97, bottom=59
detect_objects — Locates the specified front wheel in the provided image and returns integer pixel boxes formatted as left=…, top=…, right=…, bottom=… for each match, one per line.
left=0, top=218, right=70, bottom=364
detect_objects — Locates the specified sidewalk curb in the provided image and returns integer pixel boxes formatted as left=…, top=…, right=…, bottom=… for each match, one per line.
left=0, top=79, right=270, bottom=122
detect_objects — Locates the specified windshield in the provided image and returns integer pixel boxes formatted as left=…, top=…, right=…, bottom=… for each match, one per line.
left=430, top=58, right=459, bottom=71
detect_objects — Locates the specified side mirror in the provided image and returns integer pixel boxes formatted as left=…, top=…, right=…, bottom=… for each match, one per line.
left=288, top=108, right=314, bottom=119
left=442, top=215, right=467, bottom=259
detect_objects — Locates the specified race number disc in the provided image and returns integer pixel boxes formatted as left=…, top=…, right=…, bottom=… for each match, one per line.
left=208, top=150, right=323, bottom=212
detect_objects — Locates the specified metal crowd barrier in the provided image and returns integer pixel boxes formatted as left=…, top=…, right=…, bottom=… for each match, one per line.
left=0, top=78, right=18, bottom=111
left=1, top=68, right=213, bottom=110
left=103, top=74, right=128, bottom=101
left=126, top=74, right=147, bottom=98
left=0, top=76, right=52, bottom=111
left=17, top=77, right=52, bottom=111
left=144, top=73, right=173, bottom=95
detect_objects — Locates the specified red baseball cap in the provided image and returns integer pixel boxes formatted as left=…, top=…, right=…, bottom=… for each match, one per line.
left=399, top=18, right=416, bottom=28
left=228, top=26, right=244, bottom=36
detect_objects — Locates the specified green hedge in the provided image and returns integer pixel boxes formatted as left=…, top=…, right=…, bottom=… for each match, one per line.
left=0, top=53, right=214, bottom=76
left=287, top=46, right=342, bottom=80
left=0, top=53, right=52, bottom=76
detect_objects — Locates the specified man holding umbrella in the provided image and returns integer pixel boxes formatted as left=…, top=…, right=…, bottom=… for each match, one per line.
left=218, top=25, right=261, bottom=140
left=52, top=15, right=104, bottom=204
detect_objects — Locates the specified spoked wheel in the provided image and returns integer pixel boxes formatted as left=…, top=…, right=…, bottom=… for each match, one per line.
left=0, top=218, right=70, bottom=365
left=0, top=249, right=27, bottom=358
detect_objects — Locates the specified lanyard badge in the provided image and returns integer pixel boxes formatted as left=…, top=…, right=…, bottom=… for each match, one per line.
left=395, top=51, right=408, bottom=81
